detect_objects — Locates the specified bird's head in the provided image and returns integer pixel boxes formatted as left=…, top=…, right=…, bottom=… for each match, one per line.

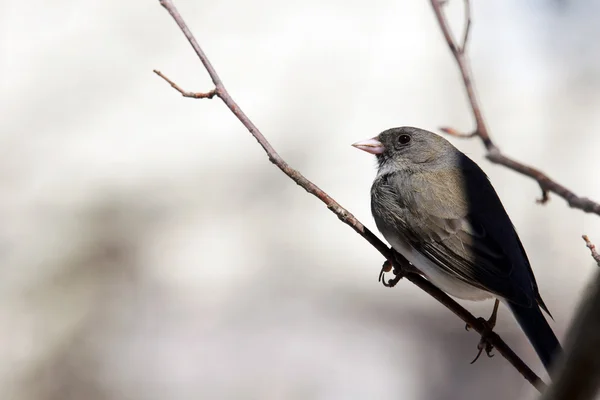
left=352, top=127, right=457, bottom=172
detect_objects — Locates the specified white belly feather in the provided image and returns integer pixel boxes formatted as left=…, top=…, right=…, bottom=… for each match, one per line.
left=384, top=232, right=493, bottom=301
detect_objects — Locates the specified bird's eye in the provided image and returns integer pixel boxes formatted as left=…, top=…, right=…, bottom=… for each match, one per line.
left=398, top=134, right=411, bottom=145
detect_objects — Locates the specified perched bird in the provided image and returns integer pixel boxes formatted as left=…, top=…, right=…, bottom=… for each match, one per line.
left=353, top=126, right=561, bottom=373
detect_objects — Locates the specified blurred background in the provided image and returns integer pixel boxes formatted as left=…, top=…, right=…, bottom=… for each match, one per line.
left=1, top=0, right=599, bottom=399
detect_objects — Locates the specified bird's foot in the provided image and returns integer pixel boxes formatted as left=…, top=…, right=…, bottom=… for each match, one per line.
left=379, top=251, right=421, bottom=287
left=470, top=329, right=495, bottom=364
left=467, top=299, right=500, bottom=364
left=379, top=260, right=402, bottom=287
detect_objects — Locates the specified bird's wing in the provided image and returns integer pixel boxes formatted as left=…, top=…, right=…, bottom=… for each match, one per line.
left=391, top=163, right=536, bottom=307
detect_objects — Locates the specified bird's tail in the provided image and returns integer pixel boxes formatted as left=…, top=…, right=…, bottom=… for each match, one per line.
left=508, top=302, right=561, bottom=375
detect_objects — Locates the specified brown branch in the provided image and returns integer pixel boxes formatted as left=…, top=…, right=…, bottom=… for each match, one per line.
left=154, top=70, right=217, bottom=98
left=155, top=0, right=545, bottom=392
left=460, top=0, right=471, bottom=52
left=542, top=237, right=600, bottom=399
left=582, top=235, right=600, bottom=267
left=440, top=127, right=476, bottom=138
left=541, top=269, right=600, bottom=400
left=431, top=0, right=600, bottom=216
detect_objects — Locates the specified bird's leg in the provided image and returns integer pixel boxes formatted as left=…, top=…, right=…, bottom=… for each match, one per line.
left=468, top=299, right=500, bottom=364
left=379, top=250, right=421, bottom=287
left=465, top=299, right=499, bottom=332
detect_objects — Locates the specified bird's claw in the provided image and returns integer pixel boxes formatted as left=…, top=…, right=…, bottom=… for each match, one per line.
left=379, top=260, right=402, bottom=287
left=469, top=299, right=500, bottom=364
left=379, top=251, right=421, bottom=288
left=470, top=317, right=495, bottom=364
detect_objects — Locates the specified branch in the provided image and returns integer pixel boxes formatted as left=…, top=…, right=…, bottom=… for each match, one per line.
left=155, top=0, right=544, bottom=391
left=582, top=235, right=600, bottom=267
left=541, top=250, right=600, bottom=399
left=431, top=0, right=600, bottom=216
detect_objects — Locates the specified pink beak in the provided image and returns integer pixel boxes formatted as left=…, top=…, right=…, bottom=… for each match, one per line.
left=352, top=137, right=385, bottom=155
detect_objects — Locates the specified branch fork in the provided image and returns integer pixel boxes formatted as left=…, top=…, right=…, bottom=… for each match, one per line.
left=431, top=0, right=600, bottom=216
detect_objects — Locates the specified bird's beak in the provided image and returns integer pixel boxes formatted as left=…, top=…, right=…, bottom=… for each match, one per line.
left=351, top=137, right=385, bottom=155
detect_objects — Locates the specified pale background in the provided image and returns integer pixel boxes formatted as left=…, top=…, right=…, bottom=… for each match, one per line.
left=1, top=0, right=599, bottom=399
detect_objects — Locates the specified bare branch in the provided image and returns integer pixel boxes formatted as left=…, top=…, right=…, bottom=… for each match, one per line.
left=430, top=0, right=489, bottom=146
left=439, top=126, right=477, bottom=138
left=542, top=237, right=600, bottom=399
left=536, top=185, right=551, bottom=205
left=156, top=0, right=545, bottom=391
left=541, top=270, right=600, bottom=400
left=582, top=235, right=600, bottom=267
left=154, top=70, right=217, bottom=98
left=460, top=0, right=472, bottom=52
left=430, top=0, right=600, bottom=216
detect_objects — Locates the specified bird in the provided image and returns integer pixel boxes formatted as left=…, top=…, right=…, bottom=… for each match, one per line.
left=352, top=126, right=561, bottom=374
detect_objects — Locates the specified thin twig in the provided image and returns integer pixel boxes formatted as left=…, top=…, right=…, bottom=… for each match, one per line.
left=154, top=70, right=217, bottom=98
left=460, top=0, right=471, bottom=52
left=155, top=0, right=544, bottom=391
left=440, top=127, right=476, bottom=138
left=430, top=0, right=600, bottom=216
left=582, top=235, right=600, bottom=267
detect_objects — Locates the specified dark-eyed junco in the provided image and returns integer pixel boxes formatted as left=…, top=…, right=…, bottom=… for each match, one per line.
left=353, top=126, right=561, bottom=373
